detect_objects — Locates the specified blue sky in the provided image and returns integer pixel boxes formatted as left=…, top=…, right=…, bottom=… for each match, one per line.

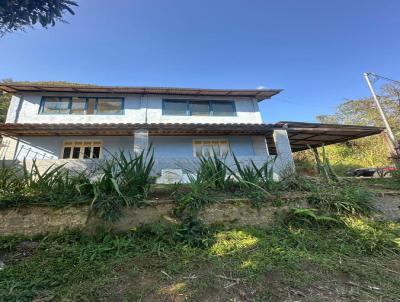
left=1, top=0, right=399, bottom=123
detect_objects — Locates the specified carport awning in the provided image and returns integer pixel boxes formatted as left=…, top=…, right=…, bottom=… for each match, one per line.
left=0, top=122, right=383, bottom=155
left=270, top=121, right=384, bottom=153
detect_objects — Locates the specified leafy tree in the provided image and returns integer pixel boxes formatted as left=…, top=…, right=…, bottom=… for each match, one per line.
left=317, top=97, right=400, bottom=137
left=0, top=0, right=78, bottom=35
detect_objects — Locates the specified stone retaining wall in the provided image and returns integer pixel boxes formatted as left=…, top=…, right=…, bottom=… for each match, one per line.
left=0, top=199, right=307, bottom=237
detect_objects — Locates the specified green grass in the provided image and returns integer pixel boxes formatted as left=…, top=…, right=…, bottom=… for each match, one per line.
left=0, top=220, right=399, bottom=301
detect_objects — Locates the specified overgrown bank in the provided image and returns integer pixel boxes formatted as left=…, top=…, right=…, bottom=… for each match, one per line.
left=0, top=219, right=399, bottom=301
left=1, top=152, right=400, bottom=300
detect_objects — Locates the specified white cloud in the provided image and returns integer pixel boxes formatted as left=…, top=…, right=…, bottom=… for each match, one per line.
left=256, top=86, right=267, bottom=90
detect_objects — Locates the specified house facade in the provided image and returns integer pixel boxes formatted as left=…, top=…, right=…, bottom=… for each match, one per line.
left=0, top=84, right=383, bottom=181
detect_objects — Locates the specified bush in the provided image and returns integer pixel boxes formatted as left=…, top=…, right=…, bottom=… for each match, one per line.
left=0, top=160, right=92, bottom=208
left=227, top=154, right=276, bottom=191
left=173, top=174, right=212, bottom=220
left=284, top=207, right=340, bottom=227
left=91, top=150, right=155, bottom=221
left=196, top=154, right=230, bottom=190
left=308, top=183, right=376, bottom=216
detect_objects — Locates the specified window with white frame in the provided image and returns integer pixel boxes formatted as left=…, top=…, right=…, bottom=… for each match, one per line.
left=193, top=140, right=229, bottom=157
left=61, top=141, right=102, bottom=159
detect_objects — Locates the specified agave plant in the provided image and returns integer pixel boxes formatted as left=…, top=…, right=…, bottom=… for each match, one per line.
left=90, top=148, right=155, bottom=221
left=21, top=160, right=92, bottom=204
left=196, top=153, right=230, bottom=189
left=0, top=160, right=22, bottom=193
left=226, top=153, right=277, bottom=190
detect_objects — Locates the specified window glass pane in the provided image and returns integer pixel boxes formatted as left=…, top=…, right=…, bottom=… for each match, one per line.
left=212, top=101, right=235, bottom=116
left=83, top=147, right=91, bottom=158
left=97, top=98, right=123, bottom=114
left=92, top=147, right=100, bottom=158
left=42, top=97, right=59, bottom=114
left=72, top=147, right=81, bottom=159
left=163, top=100, right=187, bottom=115
left=190, top=101, right=210, bottom=116
left=70, top=98, right=86, bottom=114
left=58, top=98, right=70, bottom=113
left=62, top=147, right=71, bottom=159
left=87, top=98, right=96, bottom=115
left=41, top=97, right=70, bottom=114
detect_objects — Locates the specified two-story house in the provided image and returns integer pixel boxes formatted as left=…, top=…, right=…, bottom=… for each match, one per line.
left=0, top=84, right=383, bottom=181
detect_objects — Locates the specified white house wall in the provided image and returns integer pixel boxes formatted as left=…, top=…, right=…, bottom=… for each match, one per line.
left=144, top=95, right=262, bottom=124
left=6, top=94, right=145, bottom=124
left=6, top=94, right=263, bottom=124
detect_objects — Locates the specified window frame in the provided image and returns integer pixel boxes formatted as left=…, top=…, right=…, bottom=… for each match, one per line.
left=192, top=139, right=230, bottom=157
left=161, top=99, right=189, bottom=116
left=39, top=96, right=125, bottom=115
left=162, top=99, right=236, bottom=116
left=39, top=97, right=72, bottom=115
left=60, top=140, right=103, bottom=159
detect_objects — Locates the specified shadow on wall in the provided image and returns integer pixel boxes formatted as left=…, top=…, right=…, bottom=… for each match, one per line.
left=0, top=138, right=58, bottom=160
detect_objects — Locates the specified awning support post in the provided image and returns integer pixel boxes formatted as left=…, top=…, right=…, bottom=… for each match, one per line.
left=273, top=129, right=295, bottom=174
left=133, top=129, right=149, bottom=154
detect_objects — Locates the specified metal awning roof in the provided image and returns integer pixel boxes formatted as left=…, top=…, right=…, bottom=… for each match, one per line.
left=270, top=121, right=384, bottom=153
left=0, top=84, right=282, bottom=101
left=0, top=122, right=383, bottom=154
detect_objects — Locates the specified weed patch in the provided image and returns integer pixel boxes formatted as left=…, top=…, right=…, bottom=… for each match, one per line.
left=0, top=220, right=399, bottom=301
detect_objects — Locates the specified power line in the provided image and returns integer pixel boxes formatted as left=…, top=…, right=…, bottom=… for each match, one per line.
left=366, top=72, right=400, bottom=86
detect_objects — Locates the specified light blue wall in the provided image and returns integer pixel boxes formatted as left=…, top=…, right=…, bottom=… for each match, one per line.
left=149, top=136, right=255, bottom=157
left=15, top=136, right=133, bottom=160
left=13, top=135, right=255, bottom=159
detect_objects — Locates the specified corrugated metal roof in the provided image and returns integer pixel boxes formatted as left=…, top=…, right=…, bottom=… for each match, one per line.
left=0, top=122, right=383, bottom=154
left=0, top=84, right=282, bottom=101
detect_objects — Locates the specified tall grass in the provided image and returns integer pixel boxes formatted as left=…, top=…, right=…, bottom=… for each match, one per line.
left=0, top=160, right=92, bottom=208
left=227, top=154, right=276, bottom=191
left=0, top=161, right=22, bottom=193
left=308, top=183, right=376, bottom=216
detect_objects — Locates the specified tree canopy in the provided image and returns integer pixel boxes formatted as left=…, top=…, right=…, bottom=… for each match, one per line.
left=0, top=0, right=78, bottom=35
left=317, top=84, right=400, bottom=137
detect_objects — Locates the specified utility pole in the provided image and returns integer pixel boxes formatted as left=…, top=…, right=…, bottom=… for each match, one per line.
left=364, top=72, right=399, bottom=159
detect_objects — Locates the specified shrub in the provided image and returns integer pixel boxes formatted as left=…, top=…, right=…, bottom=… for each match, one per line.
left=0, top=160, right=92, bottom=208
left=90, top=150, right=155, bottom=221
left=0, top=161, right=22, bottom=193
left=227, top=154, right=276, bottom=191
left=196, top=154, right=230, bottom=190
left=308, top=184, right=376, bottom=216
left=284, top=207, right=340, bottom=227
left=173, top=174, right=212, bottom=220
left=174, top=218, right=214, bottom=248
left=277, top=173, right=317, bottom=192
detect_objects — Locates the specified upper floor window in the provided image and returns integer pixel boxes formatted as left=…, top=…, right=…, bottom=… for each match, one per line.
left=162, top=99, right=236, bottom=116
left=40, top=97, right=124, bottom=115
